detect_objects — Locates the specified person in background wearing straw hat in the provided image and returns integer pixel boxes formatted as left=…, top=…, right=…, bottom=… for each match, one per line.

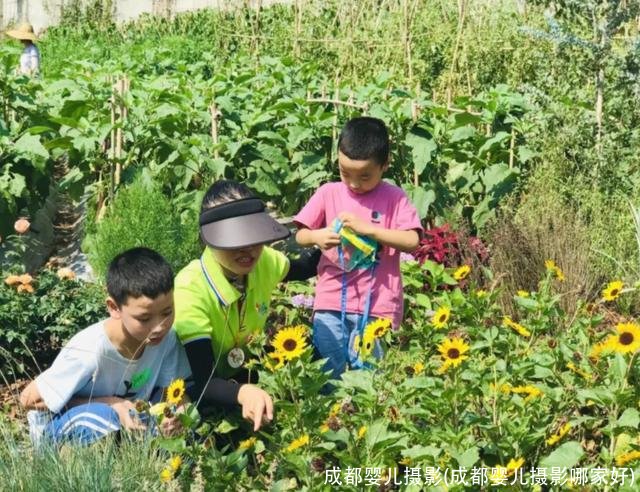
left=6, top=22, right=40, bottom=76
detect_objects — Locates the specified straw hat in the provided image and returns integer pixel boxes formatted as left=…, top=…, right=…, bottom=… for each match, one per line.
left=6, top=22, right=37, bottom=42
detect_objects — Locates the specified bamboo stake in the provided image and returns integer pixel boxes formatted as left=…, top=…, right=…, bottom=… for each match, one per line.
left=446, top=0, right=467, bottom=106
left=411, top=86, right=421, bottom=187
left=331, top=75, right=340, bottom=163
left=210, top=103, right=221, bottom=159
left=509, top=127, right=516, bottom=169
left=114, top=78, right=124, bottom=187
left=109, top=77, right=116, bottom=207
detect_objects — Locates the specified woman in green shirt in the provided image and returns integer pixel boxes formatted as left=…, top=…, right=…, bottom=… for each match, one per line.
left=174, top=180, right=318, bottom=431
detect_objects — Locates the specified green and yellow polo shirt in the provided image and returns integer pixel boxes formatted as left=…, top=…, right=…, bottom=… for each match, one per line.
left=174, top=246, right=289, bottom=378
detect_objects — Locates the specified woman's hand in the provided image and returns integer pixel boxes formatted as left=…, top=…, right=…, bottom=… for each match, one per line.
left=159, top=405, right=186, bottom=437
left=237, top=384, right=274, bottom=431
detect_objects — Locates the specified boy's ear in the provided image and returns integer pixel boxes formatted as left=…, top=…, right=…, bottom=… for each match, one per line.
left=106, top=297, right=122, bottom=319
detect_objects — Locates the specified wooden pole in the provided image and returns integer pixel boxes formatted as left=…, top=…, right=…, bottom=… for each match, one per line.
left=509, top=127, right=515, bottom=169
left=210, top=103, right=220, bottom=159
left=411, top=90, right=420, bottom=187
left=114, top=78, right=127, bottom=188
left=109, top=77, right=116, bottom=206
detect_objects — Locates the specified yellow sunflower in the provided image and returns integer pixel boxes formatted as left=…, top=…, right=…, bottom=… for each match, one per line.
left=160, top=468, right=173, bottom=482
left=616, top=449, right=640, bottom=467
left=589, top=337, right=614, bottom=359
left=437, top=337, right=469, bottom=373
left=544, top=259, right=565, bottom=281
left=602, top=280, right=624, bottom=301
left=506, top=457, right=525, bottom=474
left=239, top=437, right=257, bottom=450
left=516, top=290, right=530, bottom=298
left=149, top=402, right=167, bottom=417
left=503, top=316, right=531, bottom=337
left=272, top=325, right=308, bottom=361
left=609, top=322, right=640, bottom=354
left=566, top=362, right=592, bottom=380
left=285, top=434, right=310, bottom=453
left=359, top=331, right=376, bottom=357
left=169, top=455, right=182, bottom=472
left=412, top=362, right=425, bottom=375
left=510, top=385, right=543, bottom=401
left=431, top=306, right=451, bottom=329
left=365, top=318, right=391, bottom=338
left=357, top=426, right=367, bottom=440
left=546, top=422, right=571, bottom=446
left=264, top=351, right=285, bottom=371
left=329, top=402, right=341, bottom=417
left=453, top=265, right=471, bottom=281
left=166, top=379, right=185, bottom=405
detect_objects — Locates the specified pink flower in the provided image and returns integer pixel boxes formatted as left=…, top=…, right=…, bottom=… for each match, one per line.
left=14, top=218, right=30, bottom=234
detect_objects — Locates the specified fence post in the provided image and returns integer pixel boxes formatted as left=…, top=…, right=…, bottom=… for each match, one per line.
left=210, top=102, right=221, bottom=159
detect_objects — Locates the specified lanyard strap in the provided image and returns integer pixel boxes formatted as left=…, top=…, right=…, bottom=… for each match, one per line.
left=199, top=256, right=245, bottom=347
left=338, top=246, right=377, bottom=363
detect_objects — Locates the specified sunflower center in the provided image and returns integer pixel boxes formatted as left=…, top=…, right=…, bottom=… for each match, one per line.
left=172, top=388, right=181, bottom=398
left=619, top=332, right=634, bottom=345
left=611, top=288, right=620, bottom=297
left=375, top=328, right=383, bottom=337
left=439, top=314, right=447, bottom=323
left=283, top=339, right=297, bottom=351
left=447, top=348, right=460, bottom=359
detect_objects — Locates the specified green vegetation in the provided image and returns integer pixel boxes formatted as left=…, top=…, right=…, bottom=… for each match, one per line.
left=2, top=1, right=640, bottom=489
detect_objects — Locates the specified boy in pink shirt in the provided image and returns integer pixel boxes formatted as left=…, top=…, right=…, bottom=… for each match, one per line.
left=295, top=117, right=421, bottom=379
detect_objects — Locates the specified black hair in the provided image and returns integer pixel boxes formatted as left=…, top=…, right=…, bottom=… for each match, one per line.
left=200, top=179, right=255, bottom=213
left=106, top=247, right=174, bottom=307
left=338, top=117, right=390, bottom=166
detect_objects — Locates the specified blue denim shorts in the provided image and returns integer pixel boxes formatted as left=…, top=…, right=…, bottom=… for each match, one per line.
left=312, top=310, right=383, bottom=380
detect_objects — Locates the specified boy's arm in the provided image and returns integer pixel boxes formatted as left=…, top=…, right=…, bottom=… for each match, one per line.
left=20, top=380, right=144, bottom=431
left=19, top=381, right=48, bottom=410
left=338, top=212, right=420, bottom=253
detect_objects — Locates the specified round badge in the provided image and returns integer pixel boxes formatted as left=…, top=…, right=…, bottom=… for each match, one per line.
left=227, top=347, right=245, bottom=369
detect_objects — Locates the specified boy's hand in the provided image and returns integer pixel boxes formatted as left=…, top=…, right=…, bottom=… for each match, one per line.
left=311, top=228, right=341, bottom=251
left=338, top=212, right=375, bottom=236
left=111, top=399, right=147, bottom=432
left=237, top=384, right=274, bottom=432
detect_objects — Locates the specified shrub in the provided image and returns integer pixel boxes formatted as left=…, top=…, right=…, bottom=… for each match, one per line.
left=486, top=186, right=602, bottom=316
left=84, top=177, right=200, bottom=278
left=0, top=269, right=105, bottom=377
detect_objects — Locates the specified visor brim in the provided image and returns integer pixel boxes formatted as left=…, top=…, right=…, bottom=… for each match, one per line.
left=200, top=211, right=290, bottom=250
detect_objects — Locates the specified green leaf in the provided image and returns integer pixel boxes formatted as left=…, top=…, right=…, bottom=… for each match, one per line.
left=617, top=408, right=640, bottom=429
left=453, top=446, right=480, bottom=468
left=406, top=186, right=436, bottom=219
left=154, top=437, right=187, bottom=453
left=478, top=131, right=509, bottom=156
left=405, top=129, right=437, bottom=175
left=448, top=126, right=476, bottom=143
left=540, top=441, right=584, bottom=469
left=214, top=419, right=239, bottom=434
left=14, top=133, right=49, bottom=160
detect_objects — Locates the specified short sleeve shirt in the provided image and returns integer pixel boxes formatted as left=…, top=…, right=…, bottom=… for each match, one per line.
left=174, top=247, right=289, bottom=378
left=19, top=44, right=39, bottom=75
left=35, top=321, right=192, bottom=414
left=294, top=181, right=421, bottom=327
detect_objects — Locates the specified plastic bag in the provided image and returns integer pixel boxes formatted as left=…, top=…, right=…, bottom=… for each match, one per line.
left=323, top=218, right=378, bottom=272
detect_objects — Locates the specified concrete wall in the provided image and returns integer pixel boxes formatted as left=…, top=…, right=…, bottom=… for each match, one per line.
left=0, top=0, right=289, bottom=33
